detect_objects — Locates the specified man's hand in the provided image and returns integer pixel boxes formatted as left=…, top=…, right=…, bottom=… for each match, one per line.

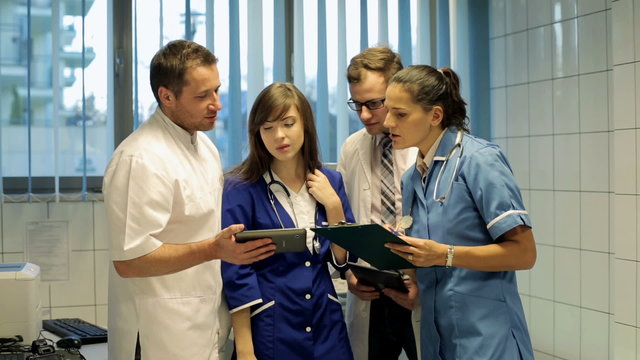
left=382, top=278, right=418, bottom=310
left=346, top=270, right=380, bottom=301
left=212, top=224, right=276, bottom=264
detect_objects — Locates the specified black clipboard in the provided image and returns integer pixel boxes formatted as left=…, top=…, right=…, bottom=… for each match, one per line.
left=348, top=262, right=408, bottom=293
left=235, top=228, right=307, bottom=253
left=310, top=223, right=414, bottom=270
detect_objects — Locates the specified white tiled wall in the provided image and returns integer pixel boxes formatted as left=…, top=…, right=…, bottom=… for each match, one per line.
left=489, top=0, right=636, bottom=358
left=0, top=201, right=109, bottom=328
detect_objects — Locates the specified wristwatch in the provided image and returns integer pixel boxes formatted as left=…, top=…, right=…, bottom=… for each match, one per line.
left=445, top=245, right=455, bottom=268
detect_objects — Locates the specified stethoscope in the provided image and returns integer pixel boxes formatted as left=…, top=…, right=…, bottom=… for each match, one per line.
left=266, top=169, right=321, bottom=254
left=402, top=130, right=465, bottom=227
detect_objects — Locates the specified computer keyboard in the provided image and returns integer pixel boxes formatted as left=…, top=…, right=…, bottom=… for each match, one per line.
left=42, top=318, right=108, bottom=345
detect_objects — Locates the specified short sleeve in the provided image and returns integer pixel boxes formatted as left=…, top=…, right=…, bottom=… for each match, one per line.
left=104, top=153, right=168, bottom=260
left=462, top=145, right=532, bottom=240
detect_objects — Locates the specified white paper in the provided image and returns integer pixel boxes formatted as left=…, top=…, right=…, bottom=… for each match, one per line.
left=25, top=220, right=69, bottom=281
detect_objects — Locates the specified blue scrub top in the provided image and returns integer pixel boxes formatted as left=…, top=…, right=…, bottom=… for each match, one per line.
left=402, top=127, right=534, bottom=360
left=222, top=167, right=355, bottom=360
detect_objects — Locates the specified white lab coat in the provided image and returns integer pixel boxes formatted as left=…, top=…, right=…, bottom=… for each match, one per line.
left=104, top=108, right=227, bottom=360
left=337, top=128, right=421, bottom=360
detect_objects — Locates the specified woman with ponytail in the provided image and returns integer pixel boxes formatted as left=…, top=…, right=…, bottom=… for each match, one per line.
left=381, top=65, right=535, bottom=359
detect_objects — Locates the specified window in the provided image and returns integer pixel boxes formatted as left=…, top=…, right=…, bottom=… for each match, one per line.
left=0, top=0, right=109, bottom=200
left=0, top=0, right=488, bottom=199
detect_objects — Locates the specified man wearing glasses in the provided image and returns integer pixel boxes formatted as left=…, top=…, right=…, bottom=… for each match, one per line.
left=337, top=46, right=420, bottom=360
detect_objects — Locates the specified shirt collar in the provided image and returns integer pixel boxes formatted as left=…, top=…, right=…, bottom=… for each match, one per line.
left=415, top=129, right=447, bottom=180
left=153, top=106, right=199, bottom=147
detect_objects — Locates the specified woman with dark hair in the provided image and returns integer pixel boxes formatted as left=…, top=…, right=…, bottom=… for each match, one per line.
left=382, top=65, right=536, bottom=359
left=222, top=82, right=354, bottom=360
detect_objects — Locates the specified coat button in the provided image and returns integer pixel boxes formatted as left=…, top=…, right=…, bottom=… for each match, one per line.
left=305, top=327, right=311, bottom=332
left=305, top=261, right=311, bottom=267
left=305, top=294, right=311, bottom=300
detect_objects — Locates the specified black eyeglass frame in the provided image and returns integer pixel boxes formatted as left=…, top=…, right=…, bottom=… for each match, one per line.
left=347, top=97, right=386, bottom=111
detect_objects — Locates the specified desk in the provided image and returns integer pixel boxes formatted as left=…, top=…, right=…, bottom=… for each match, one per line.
left=43, top=331, right=107, bottom=360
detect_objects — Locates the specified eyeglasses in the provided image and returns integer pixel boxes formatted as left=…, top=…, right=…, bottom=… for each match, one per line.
left=347, top=98, right=385, bottom=111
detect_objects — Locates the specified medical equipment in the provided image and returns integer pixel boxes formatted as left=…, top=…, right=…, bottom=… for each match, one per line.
left=266, top=169, right=321, bottom=254
left=267, top=169, right=300, bottom=228
left=433, top=130, right=464, bottom=203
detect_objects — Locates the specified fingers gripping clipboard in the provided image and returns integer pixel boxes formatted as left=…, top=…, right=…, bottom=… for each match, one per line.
left=311, top=223, right=415, bottom=270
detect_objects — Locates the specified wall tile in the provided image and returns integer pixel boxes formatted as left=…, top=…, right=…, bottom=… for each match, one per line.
left=506, top=32, right=529, bottom=85
left=612, top=0, right=634, bottom=65
left=505, top=0, right=527, bottom=33
left=578, top=12, right=608, bottom=74
left=491, top=88, right=507, bottom=138
left=97, top=305, right=108, bottom=329
left=529, top=81, right=554, bottom=135
left=95, top=250, right=109, bottom=305
left=580, top=132, right=609, bottom=192
left=551, top=0, right=578, bottom=21
left=2, top=203, right=47, bottom=252
left=581, top=192, right=610, bottom=252
left=579, top=72, right=609, bottom=133
left=529, top=190, right=554, bottom=246
left=613, top=195, right=637, bottom=260
left=612, top=64, right=635, bottom=129
left=530, top=297, right=555, bottom=353
left=554, top=134, right=580, bottom=191
left=552, top=19, right=579, bottom=77
left=554, top=303, right=580, bottom=359
left=578, top=0, right=606, bottom=15
left=49, top=202, right=94, bottom=251
left=614, top=130, right=636, bottom=193
left=553, top=76, right=580, bottom=134
left=581, top=250, right=610, bottom=312
left=50, top=251, right=95, bottom=307
left=614, top=259, right=637, bottom=325
left=507, top=85, right=529, bottom=137
left=607, top=9, right=613, bottom=70
left=490, top=0, right=506, bottom=37
left=490, top=38, right=506, bottom=88
left=530, top=136, right=554, bottom=190
left=94, top=202, right=109, bottom=250
left=614, top=323, right=637, bottom=358
left=531, top=244, right=555, bottom=299
left=528, top=26, right=553, bottom=82
left=528, top=0, right=552, bottom=27
left=50, top=306, right=96, bottom=324
left=554, top=247, right=581, bottom=305
left=580, top=308, right=610, bottom=360
left=506, top=137, right=530, bottom=189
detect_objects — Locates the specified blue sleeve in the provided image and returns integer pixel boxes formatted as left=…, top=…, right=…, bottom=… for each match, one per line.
left=322, top=168, right=358, bottom=268
left=221, top=178, right=263, bottom=312
left=462, top=145, right=532, bottom=240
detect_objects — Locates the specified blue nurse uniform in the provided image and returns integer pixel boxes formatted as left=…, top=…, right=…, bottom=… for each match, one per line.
left=222, top=167, right=355, bottom=360
left=402, top=127, right=534, bottom=360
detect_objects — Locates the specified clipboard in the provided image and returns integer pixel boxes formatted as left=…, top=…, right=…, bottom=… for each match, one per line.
left=310, top=223, right=414, bottom=270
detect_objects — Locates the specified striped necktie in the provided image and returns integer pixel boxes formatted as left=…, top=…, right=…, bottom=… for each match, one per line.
left=380, top=136, right=395, bottom=225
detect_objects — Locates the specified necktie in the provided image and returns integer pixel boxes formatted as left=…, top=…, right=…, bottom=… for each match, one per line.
left=380, top=136, right=395, bottom=225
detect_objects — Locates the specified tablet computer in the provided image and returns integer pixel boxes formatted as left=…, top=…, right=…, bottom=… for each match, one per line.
left=348, top=263, right=408, bottom=293
left=235, top=228, right=307, bottom=253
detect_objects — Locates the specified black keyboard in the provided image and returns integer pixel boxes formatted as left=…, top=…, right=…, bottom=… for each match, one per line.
left=43, top=318, right=108, bottom=345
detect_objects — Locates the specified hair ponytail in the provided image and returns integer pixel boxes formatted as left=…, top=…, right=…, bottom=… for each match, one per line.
left=389, top=65, right=469, bottom=132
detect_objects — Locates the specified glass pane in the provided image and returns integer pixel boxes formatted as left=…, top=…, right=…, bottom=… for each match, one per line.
left=0, top=1, right=30, bottom=177
left=59, top=0, right=110, bottom=177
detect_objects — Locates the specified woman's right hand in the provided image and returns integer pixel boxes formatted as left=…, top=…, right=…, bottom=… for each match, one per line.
left=385, top=236, right=447, bottom=267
